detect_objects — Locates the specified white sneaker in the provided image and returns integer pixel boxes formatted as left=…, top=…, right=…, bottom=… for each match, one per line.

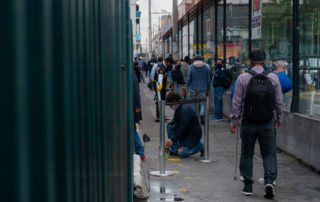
left=258, top=178, right=276, bottom=186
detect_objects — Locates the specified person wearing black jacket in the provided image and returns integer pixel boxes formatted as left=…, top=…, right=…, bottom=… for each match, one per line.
left=133, top=70, right=145, bottom=160
left=165, top=92, right=204, bottom=158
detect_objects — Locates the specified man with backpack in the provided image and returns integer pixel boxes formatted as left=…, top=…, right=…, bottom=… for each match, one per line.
left=230, top=50, right=283, bottom=200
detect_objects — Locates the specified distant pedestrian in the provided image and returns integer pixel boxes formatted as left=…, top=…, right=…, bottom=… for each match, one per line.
left=186, top=56, right=211, bottom=125
left=133, top=69, right=145, bottom=160
left=134, top=61, right=141, bottom=83
left=273, top=60, right=293, bottom=94
left=165, top=92, right=204, bottom=158
left=181, top=56, right=191, bottom=82
left=230, top=50, right=283, bottom=199
left=148, top=55, right=158, bottom=79
left=210, top=59, right=226, bottom=121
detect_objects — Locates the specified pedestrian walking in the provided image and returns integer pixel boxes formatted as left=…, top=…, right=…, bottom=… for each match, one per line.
left=165, top=92, right=204, bottom=158
left=230, top=50, right=283, bottom=199
left=133, top=66, right=145, bottom=160
left=186, top=56, right=211, bottom=124
left=181, top=56, right=191, bottom=83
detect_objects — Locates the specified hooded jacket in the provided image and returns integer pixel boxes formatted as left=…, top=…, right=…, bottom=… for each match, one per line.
left=186, top=61, right=211, bottom=92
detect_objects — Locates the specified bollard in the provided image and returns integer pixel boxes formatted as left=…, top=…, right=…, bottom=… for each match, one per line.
left=196, top=96, right=216, bottom=163
left=195, top=91, right=200, bottom=118
left=150, top=100, right=175, bottom=177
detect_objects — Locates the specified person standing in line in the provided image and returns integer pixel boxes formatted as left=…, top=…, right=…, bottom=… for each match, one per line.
left=133, top=65, right=145, bottom=160
left=210, top=59, right=226, bottom=121
left=230, top=50, right=283, bottom=199
left=181, top=56, right=191, bottom=83
left=186, top=56, right=211, bottom=125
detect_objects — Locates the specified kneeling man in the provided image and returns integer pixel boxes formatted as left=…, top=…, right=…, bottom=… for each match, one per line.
left=165, top=92, right=204, bottom=158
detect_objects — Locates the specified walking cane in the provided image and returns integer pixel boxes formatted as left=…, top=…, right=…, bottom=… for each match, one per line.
left=233, top=124, right=241, bottom=181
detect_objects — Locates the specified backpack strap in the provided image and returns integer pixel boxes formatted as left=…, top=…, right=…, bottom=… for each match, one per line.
left=245, top=70, right=258, bottom=77
left=262, top=70, right=271, bottom=77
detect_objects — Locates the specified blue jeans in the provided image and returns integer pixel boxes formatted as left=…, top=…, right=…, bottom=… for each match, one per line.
left=167, top=123, right=204, bottom=158
left=190, top=91, right=206, bottom=116
left=240, top=120, right=277, bottom=185
left=214, top=87, right=224, bottom=119
left=134, top=127, right=145, bottom=156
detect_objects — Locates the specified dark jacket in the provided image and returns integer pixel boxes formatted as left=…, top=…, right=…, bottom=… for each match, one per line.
left=133, top=73, right=142, bottom=123
left=213, top=65, right=227, bottom=87
left=171, top=104, right=202, bottom=148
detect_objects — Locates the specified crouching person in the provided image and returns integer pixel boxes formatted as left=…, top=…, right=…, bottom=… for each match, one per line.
left=165, top=92, right=204, bottom=158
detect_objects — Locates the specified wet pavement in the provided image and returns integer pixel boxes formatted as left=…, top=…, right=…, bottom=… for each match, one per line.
left=136, top=82, right=320, bottom=202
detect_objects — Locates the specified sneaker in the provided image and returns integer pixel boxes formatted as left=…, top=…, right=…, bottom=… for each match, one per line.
left=169, top=151, right=178, bottom=156
left=140, top=156, right=146, bottom=161
left=200, top=150, right=204, bottom=157
left=241, top=186, right=253, bottom=196
left=210, top=117, right=223, bottom=121
left=155, top=119, right=160, bottom=122
left=264, top=184, right=274, bottom=200
left=258, top=178, right=276, bottom=186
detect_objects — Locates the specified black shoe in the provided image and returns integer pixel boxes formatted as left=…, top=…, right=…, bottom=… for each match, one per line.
left=241, top=186, right=253, bottom=196
left=155, top=119, right=160, bottom=122
left=200, top=150, right=204, bottom=157
left=264, top=184, right=274, bottom=200
left=169, top=151, right=178, bottom=156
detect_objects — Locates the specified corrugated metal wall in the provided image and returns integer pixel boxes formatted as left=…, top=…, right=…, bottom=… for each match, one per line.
left=1, top=0, right=133, bottom=202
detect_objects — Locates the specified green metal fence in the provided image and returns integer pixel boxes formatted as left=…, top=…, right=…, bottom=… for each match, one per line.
left=1, top=0, right=133, bottom=201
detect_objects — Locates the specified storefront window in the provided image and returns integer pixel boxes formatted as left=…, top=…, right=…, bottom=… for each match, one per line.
left=189, top=20, right=195, bottom=57
left=299, top=0, right=320, bottom=118
left=183, top=24, right=188, bottom=58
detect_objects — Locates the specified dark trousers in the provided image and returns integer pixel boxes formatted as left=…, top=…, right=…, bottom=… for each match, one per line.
left=240, top=120, right=277, bottom=185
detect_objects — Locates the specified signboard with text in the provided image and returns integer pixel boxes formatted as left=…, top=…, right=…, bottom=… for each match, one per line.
left=252, top=0, right=262, bottom=39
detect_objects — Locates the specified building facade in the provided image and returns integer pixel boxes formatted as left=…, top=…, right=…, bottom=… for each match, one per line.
left=160, top=0, right=320, bottom=119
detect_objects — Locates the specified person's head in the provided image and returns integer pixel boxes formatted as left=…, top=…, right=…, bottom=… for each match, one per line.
left=133, top=61, right=139, bottom=68
left=184, top=56, right=190, bottom=63
left=158, top=57, right=163, bottom=63
left=165, top=56, right=173, bottom=66
left=274, top=60, right=288, bottom=73
left=166, top=92, right=182, bottom=110
left=249, top=49, right=266, bottom=67
left=193, top=55, right=205, bottom=67
left=217, top=58, right=223, bottom=65
left=152, top=55, right=156, bottom=58
left=229, top=56, right=236, bottom=65
left=175, top=59, right=181, bottom=67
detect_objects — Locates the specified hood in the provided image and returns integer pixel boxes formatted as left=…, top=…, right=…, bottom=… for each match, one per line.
left=193, top=61, right=205, bottom=68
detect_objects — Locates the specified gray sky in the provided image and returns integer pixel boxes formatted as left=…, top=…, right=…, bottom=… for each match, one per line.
left=137, top=0, right=183, bottom=48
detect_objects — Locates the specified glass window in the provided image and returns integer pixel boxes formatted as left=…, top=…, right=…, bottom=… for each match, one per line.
left=189, top=20, right=195, bottom=57
left=299, top=0, right=320, bottom=118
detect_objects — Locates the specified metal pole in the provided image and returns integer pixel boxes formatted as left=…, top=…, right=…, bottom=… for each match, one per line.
left=196, top=10, right=199, bottom=55
left=195, top=92, right=200, bottom=118
left=223, top=0, right=227, bottom=67
left=150, top=100, right=174, bottom=177
left=201, top=8, right=204, bottom=56
left=148, top=0, right=152, bottom=59
left=196, top=97, right=216, bottom=163
left=160, top=100, right=165, bottom=174
left=291, top=0, right=300, bottom=112
left=188, top=17, right=190, bottom=58
left=215, top=0, right=218, bottom=62
left=248, top=0, right=252, bottom=54
left=173, top=0, right=178, bottom=59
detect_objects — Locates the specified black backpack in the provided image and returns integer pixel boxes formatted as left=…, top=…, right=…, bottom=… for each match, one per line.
left=220, top=69, right=233, bottom=89
left=172, top=67, right=184, bottom=84
left=243, top=70, right=276, bottom=123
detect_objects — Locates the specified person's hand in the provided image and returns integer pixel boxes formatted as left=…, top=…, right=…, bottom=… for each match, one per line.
left=165, top=139, right=173, bottom=148
left=135, top=108, right=141, bottom=113
left=229, top=125, right=237, bottom=134
left=274, top=120, right=281, bottom=129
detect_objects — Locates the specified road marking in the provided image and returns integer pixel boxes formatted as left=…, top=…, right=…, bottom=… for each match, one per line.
left=174, top=170, right=180, bottom=174
left=185, top=176, right=192, bottom=180
left=167, top=158, right=181, bottom=161
left=178, top=164, right=184, bottom=167
left=179, top=188, right=188, bottom=192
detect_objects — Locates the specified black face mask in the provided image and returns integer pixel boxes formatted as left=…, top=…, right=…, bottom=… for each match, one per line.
left=176, top=65, right=181, bottom=69
left=167, top=64, right=173, bottom=71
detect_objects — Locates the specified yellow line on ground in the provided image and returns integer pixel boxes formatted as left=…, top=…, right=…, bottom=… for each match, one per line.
left=185, top=176, right=192, bottom=180
left=178, top=164, right=184, bottom=167
left=167, top=158, right=181, bottom=161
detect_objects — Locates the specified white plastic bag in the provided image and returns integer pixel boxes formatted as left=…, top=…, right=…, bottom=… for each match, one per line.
left=133, top=155, right=150, bottom=199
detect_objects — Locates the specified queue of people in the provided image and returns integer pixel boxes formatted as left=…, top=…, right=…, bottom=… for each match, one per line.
left=134, top=50, right=293, bottom=200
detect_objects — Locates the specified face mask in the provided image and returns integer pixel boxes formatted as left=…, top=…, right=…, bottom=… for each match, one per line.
left=171, top=106, right=178, bottom=111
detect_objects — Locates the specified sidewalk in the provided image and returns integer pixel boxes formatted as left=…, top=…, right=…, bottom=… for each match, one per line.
left=137, top=83, right=320, bottom=202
